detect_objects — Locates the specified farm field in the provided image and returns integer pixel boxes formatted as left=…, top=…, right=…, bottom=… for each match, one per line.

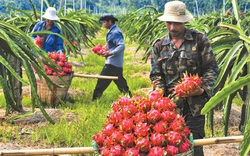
left=0, top=41, right=244, bottom=155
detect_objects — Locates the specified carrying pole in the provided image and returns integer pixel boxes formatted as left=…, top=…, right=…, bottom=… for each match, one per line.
left=193, top=135, right=243, bottom=146
left=73, top=73, right=118, bottom=80
left=0, top=136, right=244, bottom=155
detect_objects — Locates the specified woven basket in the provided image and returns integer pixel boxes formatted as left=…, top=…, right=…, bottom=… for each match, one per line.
left=175, top=149, right=193, bottom=156
left=36, top=74, right=72, bottom=107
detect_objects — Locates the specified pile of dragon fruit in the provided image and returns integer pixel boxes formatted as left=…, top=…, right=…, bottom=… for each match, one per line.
left=92, top=90, right=191, bottom=156
left=44, top=52, right=73, bottom=76
left=92, top=44, right=108, bottom=55
left=174, top=73, right=202, bottom=97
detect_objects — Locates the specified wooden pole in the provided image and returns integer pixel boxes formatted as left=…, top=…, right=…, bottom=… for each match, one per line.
left=0, top=136, right=244, bottom=155
left=193, top=135, right=243, bottom=146
left=73, top=73, right=118, bottom=80
left=0, top=147, right=94, bottom=156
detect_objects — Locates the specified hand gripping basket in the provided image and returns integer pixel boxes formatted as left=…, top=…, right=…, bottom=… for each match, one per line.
left=36, top=73, right=73, bottom=107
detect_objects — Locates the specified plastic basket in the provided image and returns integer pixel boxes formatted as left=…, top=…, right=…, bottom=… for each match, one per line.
left=36, top=74, right=72, bottom=107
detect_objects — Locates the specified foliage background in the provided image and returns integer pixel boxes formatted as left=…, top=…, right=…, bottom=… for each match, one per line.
left=0, top=0, right=249, bottom=15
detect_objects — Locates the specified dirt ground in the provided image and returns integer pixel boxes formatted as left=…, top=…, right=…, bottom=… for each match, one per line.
left=0, top=86, right=247, bottom=156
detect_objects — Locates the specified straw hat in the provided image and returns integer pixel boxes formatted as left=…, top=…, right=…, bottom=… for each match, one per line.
left=158, top=1, right=193, bottom=23
left=42, top=7, right=59, bottom=21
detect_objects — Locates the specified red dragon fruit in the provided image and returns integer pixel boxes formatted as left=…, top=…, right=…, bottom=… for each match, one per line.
left=148, top=146, right=165, bottom=156
left=102, top=123, right=116, bottom=136
left=153, top=120, right=169, bottom=133
left=133, top=112, right=147, bottom=124
left=107, top=111, right=123, bottom=126
left=166, top=131, right=183, bottom=146
left=162, top=110, right=177, bottom=122
left=111, top=101, right=122, bottom=112
left=166, top=145, right=179, bottom=155
left=137, top=98, right=152, bottom=113
left=92, top=133, right=105, bottom=146
left=179, top=139, right=191, bottom=153
left=147, top=109, right=162, bottom=123
left=92, top=91, right=192, bottom=156
left=117, top=96, right=132, bottom=106
left=35, top=36, right=43, bottom=48
left=110, top=144, right=123, bottom=156
left=174, top=72, right=202, bottom=97
left=110, top=130, right=123, bottom=143
left=103, top=136, right=114, bottom=147
left=134, top=122, right=150, bottom=137
left=122, top=104, right=138, bottom=118
left=135, top=137, right=151, bottom=152
left=124, top=148, right=140, bottom=156
left=120, top=133, right=135, bottom=147
left=150, top=133, right=166, bottom=146
left=170, top=119, right=184, bottom=132
left=92, top=44, right=108, bottom=55
left=120, top=118, right=135, bottom=133
left=182, top=126, right=191, bottom=137
left=148, top=89, right=163, bottom=102
left=100, top=147, right=110, bottom=156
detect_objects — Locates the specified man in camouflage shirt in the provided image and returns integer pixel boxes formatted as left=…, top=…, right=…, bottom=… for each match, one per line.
left=150, top=1, right=219, bottom=156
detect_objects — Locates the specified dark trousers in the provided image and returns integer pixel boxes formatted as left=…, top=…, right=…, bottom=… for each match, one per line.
left=92, top=64, right=131, bottom=100
left=185, top=114, right=205, bottom=156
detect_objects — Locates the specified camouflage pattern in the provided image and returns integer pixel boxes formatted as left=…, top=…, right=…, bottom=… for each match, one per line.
left=150, top=28, right=219, bottom=117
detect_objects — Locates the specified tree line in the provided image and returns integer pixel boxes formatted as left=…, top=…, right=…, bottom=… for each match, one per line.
left=0, top=0, right=249, bottom=16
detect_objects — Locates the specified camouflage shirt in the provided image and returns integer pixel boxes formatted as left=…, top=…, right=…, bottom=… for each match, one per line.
left=150, top=28, right=219, bottom=116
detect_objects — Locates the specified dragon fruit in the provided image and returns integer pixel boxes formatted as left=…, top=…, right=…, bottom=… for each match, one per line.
left=166, top=145, right=179, bottom=155
left=134, top=122, right=150, bottom=137
left=148, top=147, right=165, bottom=156
left=147, top=109, right=162, bottom=123
left=135, top=137, right=151, bottom=152
left=92, top=91, right=192, bottom=156
left=124, top=148, right=140, bottom=156
left=153, top=120, right=168, bottom=133
left=174, top=72, right=202, bottom=97
left=150, top=133, right=166, bottom=146
left=179, top=139, right=191, bottom=153
left=161, top=110, right=177, bottom=122
left=120, top=133, right=135, bottom=147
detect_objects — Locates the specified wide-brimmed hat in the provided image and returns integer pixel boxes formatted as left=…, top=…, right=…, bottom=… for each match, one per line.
left=99, top=14, right=118, bottom=22
left=158, top=1, right=193, bottom=23
left=42, top=7, right=59, bottom=21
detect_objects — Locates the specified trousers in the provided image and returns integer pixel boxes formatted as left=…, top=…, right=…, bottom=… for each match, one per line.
left=183, top=103, right=205, bottom=156
left=92, top=64, right=131, bottom=100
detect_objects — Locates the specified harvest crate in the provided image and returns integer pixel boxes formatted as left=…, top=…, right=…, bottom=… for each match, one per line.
left=36, top=74, right=73, bottom=107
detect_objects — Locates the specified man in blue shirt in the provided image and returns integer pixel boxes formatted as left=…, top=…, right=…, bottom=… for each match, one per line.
left=31, top=7, right=63, bottom=53
left=92, top=14, right=132, bottom=100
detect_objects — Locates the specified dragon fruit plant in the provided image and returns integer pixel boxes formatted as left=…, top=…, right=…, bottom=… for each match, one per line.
left=92, top=90, right=191, bottom=156
left=174, top=73, right=202, bottom=97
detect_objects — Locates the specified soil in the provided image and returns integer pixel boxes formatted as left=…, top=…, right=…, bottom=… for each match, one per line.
left=0, top=86, right=246, bottom=156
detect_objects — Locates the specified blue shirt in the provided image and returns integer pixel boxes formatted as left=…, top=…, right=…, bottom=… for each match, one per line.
left=105, top=24, right=125, bottom=68
left=32, top=21, right=63, bottom=53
